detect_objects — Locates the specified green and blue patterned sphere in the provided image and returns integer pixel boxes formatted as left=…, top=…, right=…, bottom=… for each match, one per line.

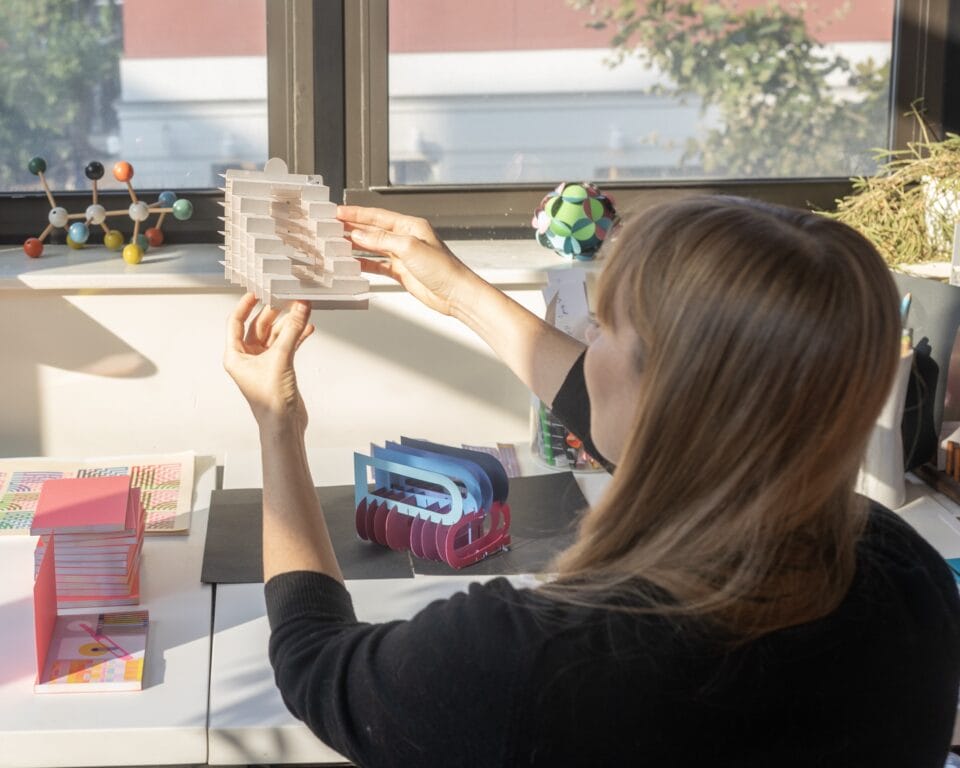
left=532, top=182, right=616, bottom=260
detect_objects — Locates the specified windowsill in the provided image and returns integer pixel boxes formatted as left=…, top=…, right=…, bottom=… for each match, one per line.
left=0, top=240, right=601, bottom=292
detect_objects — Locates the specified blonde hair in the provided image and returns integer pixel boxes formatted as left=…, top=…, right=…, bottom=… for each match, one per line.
left=550, top=196, right=901, bottom=641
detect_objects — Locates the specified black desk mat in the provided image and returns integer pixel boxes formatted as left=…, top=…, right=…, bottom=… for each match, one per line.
left=201, top=472, right=589, bottom=583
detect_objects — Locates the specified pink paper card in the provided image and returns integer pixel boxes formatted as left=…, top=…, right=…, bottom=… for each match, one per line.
left=126, top=487, right=143, bottom=533
left=31, top=476, right=132, bottom=535
left=33, top=538, right=57, bottom=679
left=57, top=569, right=141, bottom=609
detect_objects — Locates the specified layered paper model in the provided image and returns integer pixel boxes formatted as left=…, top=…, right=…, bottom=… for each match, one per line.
left=221, top=157, right=369, bottom=309
left=354, top=438, right=511, bottom=569
left=31, top=476, right=145, bottom=609
left=34, top=539, right=149, bottom=693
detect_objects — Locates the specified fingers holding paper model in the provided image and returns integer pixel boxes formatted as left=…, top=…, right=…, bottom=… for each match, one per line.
left=337, top=205, right=443, bottom=247
left=223, top=293, right=314, bottom=432
left=338, top=204, right=585, bottom=409
left=338, top=205, right=481, bottom=317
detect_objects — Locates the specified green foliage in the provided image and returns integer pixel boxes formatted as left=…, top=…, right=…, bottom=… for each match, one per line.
left=0, top=0, right=122, bottom=189
left=568, top=0, right=888, bottom=178
left=828, top=122, right=960, bottom=265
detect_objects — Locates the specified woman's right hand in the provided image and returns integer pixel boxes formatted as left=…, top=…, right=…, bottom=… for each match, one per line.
left=337, top=206, right=480, bottom=317
left=339, top=206, right=586, bottom=410
left=223, top=293, right=314, bottom=435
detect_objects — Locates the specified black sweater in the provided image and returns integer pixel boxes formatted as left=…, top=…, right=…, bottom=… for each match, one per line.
left=265, top=355, right=960, bottom=767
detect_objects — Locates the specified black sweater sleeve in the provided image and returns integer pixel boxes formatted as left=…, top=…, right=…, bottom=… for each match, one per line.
left=265, top=571, right=534, bottom=768
left=549, top=350, right=615, bottom=472
left=263, top=513, right=960, bottom=768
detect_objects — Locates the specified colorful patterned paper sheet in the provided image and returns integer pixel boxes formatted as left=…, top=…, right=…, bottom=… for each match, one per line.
left=0, top=452, right=194, bottom=535
left=36, top=610, right=149, bottom=693
left=460, top=443, right=522, bottom=478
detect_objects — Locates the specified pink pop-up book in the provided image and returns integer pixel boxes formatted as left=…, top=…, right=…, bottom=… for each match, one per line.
left=31, top=475, right=147, bottom=664
left=32, top=480, right=145, bottom=610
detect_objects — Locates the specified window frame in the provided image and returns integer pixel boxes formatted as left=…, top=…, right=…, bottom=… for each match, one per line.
left=0, top=0, right=328, bottom=247
left=0, top=0, right=955, bottom=244
left=0, top=191, right=226, bottom=245
left=335, top=0, right=959, bottom=237
left=0, top=0, right=283, bottom=246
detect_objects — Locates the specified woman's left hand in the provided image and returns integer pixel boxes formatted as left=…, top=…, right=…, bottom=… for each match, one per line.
left=223, top=293, right=315, bottom=434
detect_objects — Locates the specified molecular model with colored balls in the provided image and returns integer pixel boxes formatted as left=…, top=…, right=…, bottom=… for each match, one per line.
left=531, top=182, right=617, bottom=260
left=23, top=156, right=194, bottom=264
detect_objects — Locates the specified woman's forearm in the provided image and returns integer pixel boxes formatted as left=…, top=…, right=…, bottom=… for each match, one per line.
left=260, top=425, right=344, bottom=584
left=452, top=275, right=586, bottom=408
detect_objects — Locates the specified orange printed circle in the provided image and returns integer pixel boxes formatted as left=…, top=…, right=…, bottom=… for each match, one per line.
left=78, top=642, right=110, bottom=657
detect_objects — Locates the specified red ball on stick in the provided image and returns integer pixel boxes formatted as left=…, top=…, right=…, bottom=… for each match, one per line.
left=23, top=238, right=43, bottom=258
left=145, top=227, right=164, bottom=248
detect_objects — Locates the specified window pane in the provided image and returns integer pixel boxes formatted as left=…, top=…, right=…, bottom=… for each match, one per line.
left=0, top=0, right=268, bottom=193
left=387, top=0, right=893, bottom=184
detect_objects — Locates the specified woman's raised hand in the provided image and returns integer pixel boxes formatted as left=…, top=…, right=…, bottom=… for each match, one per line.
left=223, top=293, right=315, bottom=434
left=337, top=206, right=481, bottom=317
left=338, top=205, right=585, bottom=419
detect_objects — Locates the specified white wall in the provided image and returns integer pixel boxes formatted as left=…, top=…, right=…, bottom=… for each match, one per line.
left=0, top=287, right=542, bottom=462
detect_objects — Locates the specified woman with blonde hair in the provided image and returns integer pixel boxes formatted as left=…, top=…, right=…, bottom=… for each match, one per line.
left=224, top=195, right=960, bottom=767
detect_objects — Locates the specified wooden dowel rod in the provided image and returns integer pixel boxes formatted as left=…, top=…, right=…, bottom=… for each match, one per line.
left=38, top=172, right=56, bottom=208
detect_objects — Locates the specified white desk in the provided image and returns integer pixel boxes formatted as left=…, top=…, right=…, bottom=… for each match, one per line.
left=207, top=445, right=607, bottom=765
left=898, top=477, right=960, bottom=560
left=894, top=475, right=960, bottom=746
left=0, top=458, right=216, bottom=768
left=208, top=452, right=960, bottom=765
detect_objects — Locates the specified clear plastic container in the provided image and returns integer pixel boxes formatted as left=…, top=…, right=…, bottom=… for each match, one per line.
left=530, top=397, right=603, bottom=472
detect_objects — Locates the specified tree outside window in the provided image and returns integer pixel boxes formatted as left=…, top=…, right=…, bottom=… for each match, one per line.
left=569, top=0, right=890, bottom=178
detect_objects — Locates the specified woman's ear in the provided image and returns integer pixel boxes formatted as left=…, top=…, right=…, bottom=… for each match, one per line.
left=583, top=319, right=601, bottom=344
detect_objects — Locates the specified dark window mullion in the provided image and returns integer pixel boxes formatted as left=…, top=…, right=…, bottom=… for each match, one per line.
left=890, top=0, right=953, bottom=149
left=0, top=191, right=224, bottom=246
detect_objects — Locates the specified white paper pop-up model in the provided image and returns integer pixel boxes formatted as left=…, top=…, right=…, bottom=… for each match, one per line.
left=221, top=158, right=369, bottom=309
